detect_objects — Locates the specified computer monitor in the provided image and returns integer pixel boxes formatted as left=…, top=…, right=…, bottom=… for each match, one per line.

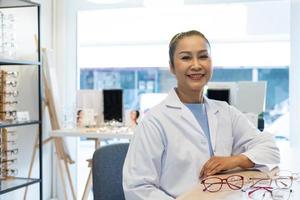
left=103, top=89, right=123, bottom=122
left=235, top=81, right=266, bottom=114
left=206, top=89, right=230, bottom=104
left=205, top=82, right=237, bottom=105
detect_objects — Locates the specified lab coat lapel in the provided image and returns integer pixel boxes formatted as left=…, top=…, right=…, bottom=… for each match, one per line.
left=204, top=96, right=219, bottom=153
left=164, top=89, right=202, bottom=133
left=181, top=109, right=203, bottom=133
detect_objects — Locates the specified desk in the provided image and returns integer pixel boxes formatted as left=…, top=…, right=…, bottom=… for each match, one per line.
left=177, top=140, right=300, bottom=200
left=50, top=127, right=134, bottom=140
left=50, top=127, right=133, bottom=200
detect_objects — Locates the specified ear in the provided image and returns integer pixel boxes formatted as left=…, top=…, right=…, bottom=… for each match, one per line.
left=169, top=61, right=175, bottom=75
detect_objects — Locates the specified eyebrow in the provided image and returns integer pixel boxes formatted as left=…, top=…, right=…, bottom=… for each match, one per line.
left=178, top=50, right=209, bottom=55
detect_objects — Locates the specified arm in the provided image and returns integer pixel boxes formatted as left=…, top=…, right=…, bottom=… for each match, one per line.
left=200, top=154, right=254, bottom=178
left=123, top=118, right=175, bottom=200
left=229, top=106, right=280, bottom=168
left=200, top=106, right=280, bottom=177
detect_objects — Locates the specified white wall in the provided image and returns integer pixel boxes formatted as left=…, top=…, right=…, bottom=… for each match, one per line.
left=77, top=1, right=290, bottom=68
left=290, top=0, right=300, bottom=147
left=51, top=0, right=79, bottom=199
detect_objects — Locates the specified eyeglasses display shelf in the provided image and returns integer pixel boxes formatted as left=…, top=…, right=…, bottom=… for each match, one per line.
left=0, top=0, right=42, bottom=199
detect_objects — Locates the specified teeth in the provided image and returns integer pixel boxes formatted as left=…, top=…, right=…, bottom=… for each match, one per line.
left=189, top=74, right=203, bottom=78
left=187, top=74, right=204, bottom=80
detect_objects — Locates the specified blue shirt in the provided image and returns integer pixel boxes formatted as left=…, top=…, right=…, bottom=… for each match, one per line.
left=185, top=103, right=214, bottom=156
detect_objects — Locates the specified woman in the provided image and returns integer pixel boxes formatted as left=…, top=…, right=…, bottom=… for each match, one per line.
left=130, top=110, right=140, bottom=127
left=122, top=30, right=280, bottom=199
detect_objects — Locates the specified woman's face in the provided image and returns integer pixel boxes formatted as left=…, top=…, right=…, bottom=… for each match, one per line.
left=130, top=111, right=137, bottom=120
left=170, top=35, right=212, bottom=95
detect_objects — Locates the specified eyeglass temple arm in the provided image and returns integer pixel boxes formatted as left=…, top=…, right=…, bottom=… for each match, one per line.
left=248, top=186, right=273, bottom=197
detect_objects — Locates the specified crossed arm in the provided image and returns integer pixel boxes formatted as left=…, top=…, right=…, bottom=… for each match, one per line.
left=200, top=154, right=254, bottom=178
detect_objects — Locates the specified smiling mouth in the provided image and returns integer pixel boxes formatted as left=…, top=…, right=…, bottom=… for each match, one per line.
left=187, top=74, right=205, bottom=80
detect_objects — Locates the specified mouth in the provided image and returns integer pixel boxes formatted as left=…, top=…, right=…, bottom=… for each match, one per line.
left=186, top=73, right=205, bottom=80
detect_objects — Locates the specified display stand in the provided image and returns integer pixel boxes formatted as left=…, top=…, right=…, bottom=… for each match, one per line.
left=24, top=49, right=76, bottom=200
left=0, top=69, right=20, bottom=180
left=0, top=70, right=8, bottom=180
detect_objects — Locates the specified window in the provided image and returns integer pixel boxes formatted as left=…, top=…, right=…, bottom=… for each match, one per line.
left=80, top=67, right=289, bottom=135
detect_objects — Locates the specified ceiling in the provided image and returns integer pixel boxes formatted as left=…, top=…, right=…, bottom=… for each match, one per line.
left=79, top=0, right=287, bottom=10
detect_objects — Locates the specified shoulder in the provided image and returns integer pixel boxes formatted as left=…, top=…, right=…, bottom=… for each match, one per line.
left=141, top=101, right=167, bottom=124
left=205, top=97, right=231, bottom=111
left=205, top=97, right=243, bottom=118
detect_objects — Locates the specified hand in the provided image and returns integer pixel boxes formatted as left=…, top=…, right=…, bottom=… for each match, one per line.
left=199, top=155, right=254, bottom=178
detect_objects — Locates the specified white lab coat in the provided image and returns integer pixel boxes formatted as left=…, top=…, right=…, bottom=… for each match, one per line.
left=123, top=88, right=280, bottom=200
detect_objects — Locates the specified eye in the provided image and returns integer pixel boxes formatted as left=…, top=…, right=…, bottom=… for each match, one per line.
left=198, top=55, right=209, bottom=59
left=181, top=56, right=191, bottom=60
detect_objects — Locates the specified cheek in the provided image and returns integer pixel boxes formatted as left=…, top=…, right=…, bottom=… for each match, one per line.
left=204, top=62, right=213, bottom=77
left=170, top=67, right=175, bottom=75
left=207, top=67, right=213, bottom=77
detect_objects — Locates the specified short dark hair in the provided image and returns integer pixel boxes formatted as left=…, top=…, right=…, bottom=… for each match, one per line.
left=169, top=30, right=210, bottom=67
left=135, top=110, right=140, bottom=119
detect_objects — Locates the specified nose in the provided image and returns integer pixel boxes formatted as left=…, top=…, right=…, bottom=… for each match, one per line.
left=191, top=57, right=202, bottom=69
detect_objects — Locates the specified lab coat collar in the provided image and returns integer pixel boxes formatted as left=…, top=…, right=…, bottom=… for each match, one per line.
left=164, top=88, right=219, bottom=114
left=164, top=88, right=184, bottom=109
left=164, top=88, right=219, bottom=153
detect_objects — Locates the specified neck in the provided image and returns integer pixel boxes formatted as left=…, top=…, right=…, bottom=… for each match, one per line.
left=175, top=88, right=204, bottom=104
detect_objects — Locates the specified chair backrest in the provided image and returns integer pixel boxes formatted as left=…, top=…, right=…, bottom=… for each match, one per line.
left=92, top=143, right=129, bottom=200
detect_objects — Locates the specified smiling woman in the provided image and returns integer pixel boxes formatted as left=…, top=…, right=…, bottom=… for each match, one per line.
left=169, top=31, right=212, bottom=103
left=122, top=30, right=280, bottom=200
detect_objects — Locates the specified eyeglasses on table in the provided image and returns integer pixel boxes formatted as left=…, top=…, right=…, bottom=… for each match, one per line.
left=249, top=176, right=293, bottom=189
left=275, top=170, right=300, bottom=182
left=201, top=174, right=244, bottom=192
left=245, top=186, right=292, bottom=200
left=248, top=170, right=299, bottom=189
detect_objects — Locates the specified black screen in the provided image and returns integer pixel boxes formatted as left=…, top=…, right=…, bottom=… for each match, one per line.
left=103, top=89, right=123, bottom=122
left=206, top=89, right=230, bottom=104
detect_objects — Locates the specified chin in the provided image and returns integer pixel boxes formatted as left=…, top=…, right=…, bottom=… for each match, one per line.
left=190, top=83, right=206, bottom=91
left=189, top=87, right=202, bottom=93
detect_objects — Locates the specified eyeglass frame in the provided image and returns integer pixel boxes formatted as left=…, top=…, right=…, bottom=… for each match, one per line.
left=3, top=130, right=17, bottom=137
left=1, top=148, right=18, bottom=156
left=1, top=71, right=19, bottom=78
left=0, top=110, right=17, bottom=117
left=0, top=100, right=18, bottom=105
left=249, top=176, right=293, bottom=189
left=0, top=139, right=16, bottom=145
left=201, top=174, right=244, bottom=192
left=0, top=158, right=17, bottom=165
left=246, top=186, right=292, bottom=200
left=0, top=80, right=17, bottom=87
left=0, top=91, right=19, bottom=97
left=275, top=170, right=300, bottom=182
left=0, top=168, right=18, bottom=176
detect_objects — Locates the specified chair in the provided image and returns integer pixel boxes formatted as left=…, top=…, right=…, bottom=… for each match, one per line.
left=92, top=143, right=129, bottom=200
